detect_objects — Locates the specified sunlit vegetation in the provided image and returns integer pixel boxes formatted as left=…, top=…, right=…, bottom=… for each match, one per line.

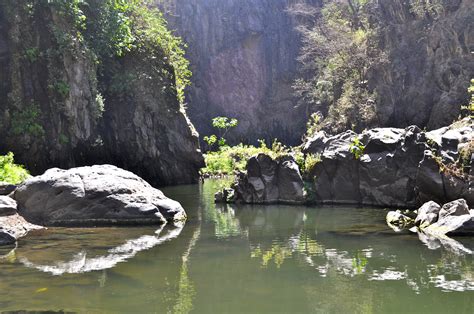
left=0, top=152, right=30, bottom=185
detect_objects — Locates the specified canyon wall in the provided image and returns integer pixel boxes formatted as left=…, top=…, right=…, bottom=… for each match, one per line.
left=0, top=1, right=204, bottom=186
left=156, top=0, right=319, bottom=145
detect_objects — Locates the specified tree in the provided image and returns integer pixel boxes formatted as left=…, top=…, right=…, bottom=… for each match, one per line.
left=203, top=117, right=239, bottom=150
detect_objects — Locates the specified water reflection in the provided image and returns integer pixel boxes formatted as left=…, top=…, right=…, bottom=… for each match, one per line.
left=18, top=224, right=184, bottom=275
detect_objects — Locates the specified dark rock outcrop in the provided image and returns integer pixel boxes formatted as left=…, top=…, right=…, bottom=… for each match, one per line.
left=0, top=1, right=203, bottom=186
left=217, top=153, right=305, bottom=204
left=13, top=165, right=187, bottom=227
left=303, top=120, right=473, bottom=208
left=0, top=182, right=16, bottom=196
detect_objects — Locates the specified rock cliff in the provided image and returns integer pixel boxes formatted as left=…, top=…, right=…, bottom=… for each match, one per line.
left=372, top=0, right=474, bottom=129
left=156, top=0, right=320, bottom=145
left=0, top=1, right=203, bottom=186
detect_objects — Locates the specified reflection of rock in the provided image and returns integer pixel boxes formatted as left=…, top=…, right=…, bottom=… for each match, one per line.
left=19, top=223, right=184, bottom=275
left=418, top=232, right=473, bottom=255
left=14, top=165, right=186, bottom=226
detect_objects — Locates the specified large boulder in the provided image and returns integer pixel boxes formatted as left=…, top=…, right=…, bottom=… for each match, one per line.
left=302, top=119, right=473, bottom=208
left=304, top=126, right=427, bottom=207
left=438, top=199, right=470, bottom=220
left=0, top=213, right=44, bottom=245
left=13, top=165, right=186, bottom=226
left=219, top=154, right=305, bottom=204
left=415, top=201, right=441, bottom=228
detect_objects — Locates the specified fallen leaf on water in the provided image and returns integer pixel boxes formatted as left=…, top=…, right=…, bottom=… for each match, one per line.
left=35, top=287, right=48, bottom=293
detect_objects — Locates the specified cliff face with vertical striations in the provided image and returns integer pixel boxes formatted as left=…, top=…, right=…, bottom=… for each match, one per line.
left=371, top=0, right=473, bottom=130
left=156, top=0, right=320, bottom=145
left=0, top=1, right=204, bottom=186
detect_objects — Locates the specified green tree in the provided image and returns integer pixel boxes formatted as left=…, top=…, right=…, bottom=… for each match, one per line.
left=203, top=117, right=238, bottom=150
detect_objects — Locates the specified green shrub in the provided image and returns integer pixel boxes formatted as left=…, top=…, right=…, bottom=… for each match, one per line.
left=201, top=140, right=290, bottom=176
left=349, top=137, right=365, bottom=160
left=0, top=152, right=30, bottom=184
left=11, top=104, right=45, bottom=137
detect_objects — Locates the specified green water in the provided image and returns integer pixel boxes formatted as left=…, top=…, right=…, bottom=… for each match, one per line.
left=1, top=180, right=474, bottom=313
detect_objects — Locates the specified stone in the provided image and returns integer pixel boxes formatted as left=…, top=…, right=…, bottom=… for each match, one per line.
left=415, top=201, right=441, bottom=228
left=0, top=214, right=44, bottom=246
left=386, top=211, right=415, bottom=229
left=224, top=154, right=305, bottom=204
left=423, top=214, right=474, bottom=237
left=0, top=182, right=16, bottom=196
left=0, top=196, right=17, bottom=216
left=13, top=165, right=186, bottom=226
left=438, top=199, right=470, bottom=220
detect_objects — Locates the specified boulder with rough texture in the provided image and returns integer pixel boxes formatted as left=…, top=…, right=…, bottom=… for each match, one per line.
left=0, top=213, right=44, bottom=245
left=220, top=154, right=305, bottom=204
left=438, top=199, right=470, bottom=220
left=0, top=196, right=17, bottom=216
left=303, top=120, right=473, bottom=208
left=424, top=214, right=474, bottom=237
left=13, top=165, right=186, bottom=226
left=415, top=201, right=441, bottom=228
left=304, top=126, right=427, bottom=207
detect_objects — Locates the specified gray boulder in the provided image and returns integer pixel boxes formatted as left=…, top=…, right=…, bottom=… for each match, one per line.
left=0, top=213, right=44, bottom=245
left=0, top=196, right=17, bottom=216
left=415, top=201, right=441, bottom=228
left=438, top=199, right=470, bottom=220
left=221, top=154, right=305, bottom=204
left=13, top=165, right=186, bottom=226
left=424, top=214, right=474, bottom=237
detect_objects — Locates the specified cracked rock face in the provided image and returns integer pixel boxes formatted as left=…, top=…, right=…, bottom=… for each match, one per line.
left=13, top=165, right=187, bottom=227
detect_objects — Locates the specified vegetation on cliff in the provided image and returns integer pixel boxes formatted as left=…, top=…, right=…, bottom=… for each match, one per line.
left=291, top=0, right=473, bottom=135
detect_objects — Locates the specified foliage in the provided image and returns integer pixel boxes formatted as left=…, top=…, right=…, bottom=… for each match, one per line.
left=0, top=152, right=30, bottom=184
left=290, top=0, right=386, bottom=135
left=83, top=0, right=191, bottom=103
left=10, top=104, right=45, bottom=137
left=349, top=137, right=365, bottom=160
left=201, top=140, right=291, bottom=176
left=409, top=0, right=444, bottom=19
left=204, top=117, right=239, bottom=150
left=304, top=153, right=322, bottom=174
left=24, top=47, right=40, bottom=63
left=305, top=113, right=321, bottom=139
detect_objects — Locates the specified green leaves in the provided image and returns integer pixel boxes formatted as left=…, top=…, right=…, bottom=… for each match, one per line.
left=211, top=117, right=238, bottom=129
left=349, top=137, right=365, bottom=160
left=0, top=152, right=30, bottom=185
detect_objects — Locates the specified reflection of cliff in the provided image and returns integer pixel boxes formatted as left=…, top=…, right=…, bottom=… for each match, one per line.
left=155, top=0, right=320, bottom=145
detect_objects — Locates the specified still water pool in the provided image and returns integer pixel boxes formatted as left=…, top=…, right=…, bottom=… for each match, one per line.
left=1, top=180, right=474, bottom=313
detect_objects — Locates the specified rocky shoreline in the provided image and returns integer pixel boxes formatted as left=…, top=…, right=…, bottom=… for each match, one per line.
left=0, top=165, right=187, bottom=246
left=217, top=119, right=473, bottom=208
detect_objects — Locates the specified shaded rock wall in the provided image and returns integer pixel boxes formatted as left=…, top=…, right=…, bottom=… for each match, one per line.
left=156, top=0, right=320, bottom=145
left=0, top=1, right=203, bottom=186
left=370, top=0, right=474, bottom=129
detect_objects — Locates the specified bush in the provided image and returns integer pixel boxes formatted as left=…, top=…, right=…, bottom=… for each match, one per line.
left=0, top=152, right=30, bottom=184
left=201, top=140, right=291, bottom=176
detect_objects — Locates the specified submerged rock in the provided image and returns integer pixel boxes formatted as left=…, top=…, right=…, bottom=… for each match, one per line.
left=217, top=154, right=305, bottom=204
left=386, top=211, right=415, bottom=229
left=0, top=213, right=44, bottom=245
left=13, top=165, right=186, bottom=227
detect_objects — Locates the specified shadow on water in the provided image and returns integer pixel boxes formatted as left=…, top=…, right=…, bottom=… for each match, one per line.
left=0, top=179, right=474, bottom=313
